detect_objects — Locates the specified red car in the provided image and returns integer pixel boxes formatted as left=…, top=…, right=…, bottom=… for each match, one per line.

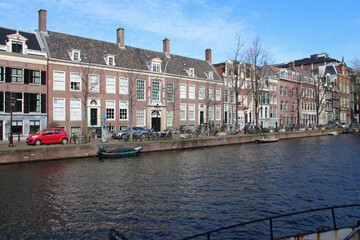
left=27, top=128, right=69, bottom=145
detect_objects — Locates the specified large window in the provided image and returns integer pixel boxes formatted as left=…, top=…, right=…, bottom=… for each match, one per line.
left=166, top=110, right=173, bottom=126
left=31, top=70, right=41, bottom=84
left=137, top=80, right=145, bottom=100
left=70, top=72, right=81, bottom=91
left=188, top=104, right=195, bottom=121
left=29, top=120, right=40, bottom=134
left=189, top=85, right=195, bottom=99
left=216, top=105, right=221, bottom=120
left=119, top=77, right=128, bottom=95
left=216, top=88, right=221, bottom=101
left=166, top=83, right=174, bottom=102
left=152, top=62, right=161, bottom=72
left=208, top=106, right=214, bottom=121
left=119, top=101, right=128, bottom=120
left=0, top=67, right=3, bottom=82
left=89, top=74, right=100, bottom=93
left=11, top=68, right=23, bottom=83
left=136, top=108, right=146, bottom=126
left=180, top=103, right=186, bottom=120
left=152, top=81, right=160, bottom=101
left=12, top=120, right=22, bottom=134
left=53, top=98, right=65, bottom=121
left=209, top=88, right=214, bottom=101
left=70, top=99, right=81, bottom=121
left=106, top=76, right=116, bottom=94
left=12, top=41, right=22, bottom=53
left=224, top=89, right=228, bottom=103
left=180, top=84, right=186, bottom=99
left=106, top=100, right=115, bottom=120
left=29, top=93, right=40, bottom=112
left=199, top=86, right=205, bottom=100
left=53, top=71, right=65, bottom=91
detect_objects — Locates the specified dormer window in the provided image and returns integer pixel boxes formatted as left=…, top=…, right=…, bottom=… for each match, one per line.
left=187, top=68, right=195, bottom=77
left=70, top=50, right=81, bottom=61
left=105, top=55, right=115, bottom=66
left=148, top=58, right=162, bottom=72
left=12, top=41, right=22, bottom=53
left=205, top=71, right=213, bottom=80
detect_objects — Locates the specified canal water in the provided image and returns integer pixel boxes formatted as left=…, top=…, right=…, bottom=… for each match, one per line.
left=1, top=134, right=360, bottom=239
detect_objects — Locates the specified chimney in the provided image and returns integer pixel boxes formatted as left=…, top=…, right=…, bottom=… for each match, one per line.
left=163, top=38, right=170, bottom=58
left=117, top=28, right=125, bottom=49
left=205, top=49, right=212, bottom=64
left=38, top=9, right=47, bottom=32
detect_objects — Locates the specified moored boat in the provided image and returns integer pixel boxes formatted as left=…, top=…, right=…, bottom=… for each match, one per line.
left=254, top=137, right=279, bottom=143
left=98, top=146, right=143, bottom=158
left=328, top=131, right=339, bottom=135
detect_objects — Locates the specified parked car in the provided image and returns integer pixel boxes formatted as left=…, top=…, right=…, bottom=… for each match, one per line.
left=27, top=128, right=69, bottom=145
left=340, top=122, right=348, bottom=128
left=112, top=127, right=148, bottom=139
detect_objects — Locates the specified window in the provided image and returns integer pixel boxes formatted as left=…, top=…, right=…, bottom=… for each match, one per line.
left=12, top=41, right=22, bottom=53
left=216, top=105, right=221, bottom=120
left=106, top=100, right=115, bottom=120
left=71, top=50, right=81, bottom=61
left=0, top=67, right=3, bottom=82
left=29, top=120, right=40, bottom=134
left=136, top=80, right=145, bottom=100
left=70, top=73, right=81, bottom=91
left=209, top=88, right=214, bottom=101
left=89, top=74, right=100, bottom=93
left=166, top=110, right=173, bottom=126
left=106, top=56, right=115, bottom=66
left=53, top=98, right=65, bottom=121
left=29, top=93, right=40, bottom=112
left=292, top=102, right=296, bottom=112
left=53, top=71, right=65, bottom=91
left=216, top=88, right=221, bottom=101
left=106, top=76, right=116, bottom=94
left=11, top=68, right=23, bottom=83
left=292, top=88, right=295, bottom=97
left=188, top=104, right=195, bottom=121
left=285, top=87, right=287, bottom=96
left=231, top=90, right=235, bottom=104
left=208, top=71, right=213, bottom=80
left=119, top=77, right=128, bottom=95
left=188, top=68, right=195, bottom=77
left=180, top=84, right=186, bottom=99
left=70, top=99, right=81, bottom=121
left=280, top=86, right=283, bottom=96
left=166, top=83, right=174, bottom=102
left=152, top=62, right=161, bottom=72
left=152, top=81, right=160, bottom=101
left=12, top=120, right=22, bottom=134
left=208, top=106, right=214, bottom=121
left=31, top=70, right=41, bottom=84
left=119, top=101, right=128, bottom=120
left=180, top=103, right=186, bottom=120
left=189, top=85, right=195, bottom=99
left=0, top=91, right=3, bottom=111
left=199, top=86, right=205, bottom=100
left=136, top=109, right=146, bottom=126
left=281, top=101, right=284, bottom=111
left=285, top=102, right=288, bottom=111
left=224, top=89, right=228, bottom=103
left=8, top=92, right=23, bottom=112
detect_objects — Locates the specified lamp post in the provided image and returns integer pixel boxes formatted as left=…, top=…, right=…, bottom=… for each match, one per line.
left=155, top=103, right=160, bottom=132
left=9, top=96, right=17, bottom=147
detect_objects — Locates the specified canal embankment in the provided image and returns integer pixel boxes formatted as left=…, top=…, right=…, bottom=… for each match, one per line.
left=0, top=129, right=349, bottom=164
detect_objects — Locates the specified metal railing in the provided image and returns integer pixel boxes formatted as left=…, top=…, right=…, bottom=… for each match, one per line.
left=180, top=204, right=360, bottom=240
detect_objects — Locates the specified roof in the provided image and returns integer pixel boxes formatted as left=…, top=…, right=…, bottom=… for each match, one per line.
left=274, top=53, right=340, bottom=68
left=0, top=26, right=42, bottom=51
left=44, top=31, right=221, bottom=81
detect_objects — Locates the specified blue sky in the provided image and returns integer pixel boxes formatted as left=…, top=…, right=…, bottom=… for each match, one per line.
left=1, top=0, right=359, bottom=66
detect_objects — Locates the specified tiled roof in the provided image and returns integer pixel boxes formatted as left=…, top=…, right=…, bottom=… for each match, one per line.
left=0, top=27, right=42, bottom=51
left=44, top=31, right=221, bottom=81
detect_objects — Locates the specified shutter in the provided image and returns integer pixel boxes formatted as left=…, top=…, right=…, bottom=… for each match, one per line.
left=41, top=94, right=46, bottom=113
left=24, top=69, right=30, bottom=84
left=5, top=92, right=10, bottom=113
left=23, top=93, right=30, bottom=113
left=5, top=67, right=11, bottom=83
left=41, top=71, right=46, bottom=85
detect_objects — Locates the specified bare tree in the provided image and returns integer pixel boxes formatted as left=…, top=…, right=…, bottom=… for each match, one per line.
left=294, top=78, right=305, bottom=128
left=312, top=73, right=327, bottom=126
left=245, top=35, right=271, bottom=127
left=351, top=57, right=360, bottom=113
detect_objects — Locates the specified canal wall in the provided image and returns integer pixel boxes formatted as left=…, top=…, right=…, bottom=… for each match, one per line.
left=0, top=130, right=343, bottom=164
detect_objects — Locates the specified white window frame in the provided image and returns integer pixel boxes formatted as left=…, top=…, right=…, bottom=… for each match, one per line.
left=180, top=84, right=187, bottom=99
left=137, top=79, right=145, bottom=101
left=180, top=103, right=186, bottom=121
left=53, top=71, right=65, bottom=91
left=188, top=104, right=195, bottom=121
left=53, top=98, right=65, bottom=121
left=119, top=101, right=128, bottom=120
left=166, top=110, right=174, bottom=126
left=89, top=74, right=100, bottom=93
left=216, top=105, right=221, bottom=120
left=106, top=100, right=116, bottom=120
left=71, top=50, right=81, bottom=61
left=119, top=77, right=129, bottom=95
left=216, top=88, right=221, bottom=101
left=70, top=98, right=81, bottom=121
left=136, top=108, right=146, bottom=126
left=106, top=55, right=115, bottom=66
left=70, top=72, right=81, bottom=91
left=189, top=84, right=195, bottom=99
left=152, top=81, right=160, bottom=101
left=199, top=86, right=205, bottom=100
left=106, top=76, right=116, bottom=94
left=166, top=82, right=174, bottom=102
left=208, top=106, right=214, bottom=121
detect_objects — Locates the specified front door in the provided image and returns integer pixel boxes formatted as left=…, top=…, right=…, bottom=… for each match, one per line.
left=152, top=118, right=161, bottom=132
left=200, top=111, right=204, bottom=125
left=90, top=109, right=97, bottom=126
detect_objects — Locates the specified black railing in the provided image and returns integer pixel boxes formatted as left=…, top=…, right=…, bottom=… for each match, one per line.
left=180, top=204, right=360, bottom=240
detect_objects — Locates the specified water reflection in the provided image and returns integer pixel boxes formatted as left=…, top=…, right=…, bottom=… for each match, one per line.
left=0, top=134, right=360, bottom=239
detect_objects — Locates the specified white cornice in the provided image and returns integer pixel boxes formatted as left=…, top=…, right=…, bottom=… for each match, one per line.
left=0, top=51, right=47, bottom=65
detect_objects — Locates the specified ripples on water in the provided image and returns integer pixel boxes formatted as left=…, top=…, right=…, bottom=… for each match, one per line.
left=0, top=134, right=360, bottom=239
